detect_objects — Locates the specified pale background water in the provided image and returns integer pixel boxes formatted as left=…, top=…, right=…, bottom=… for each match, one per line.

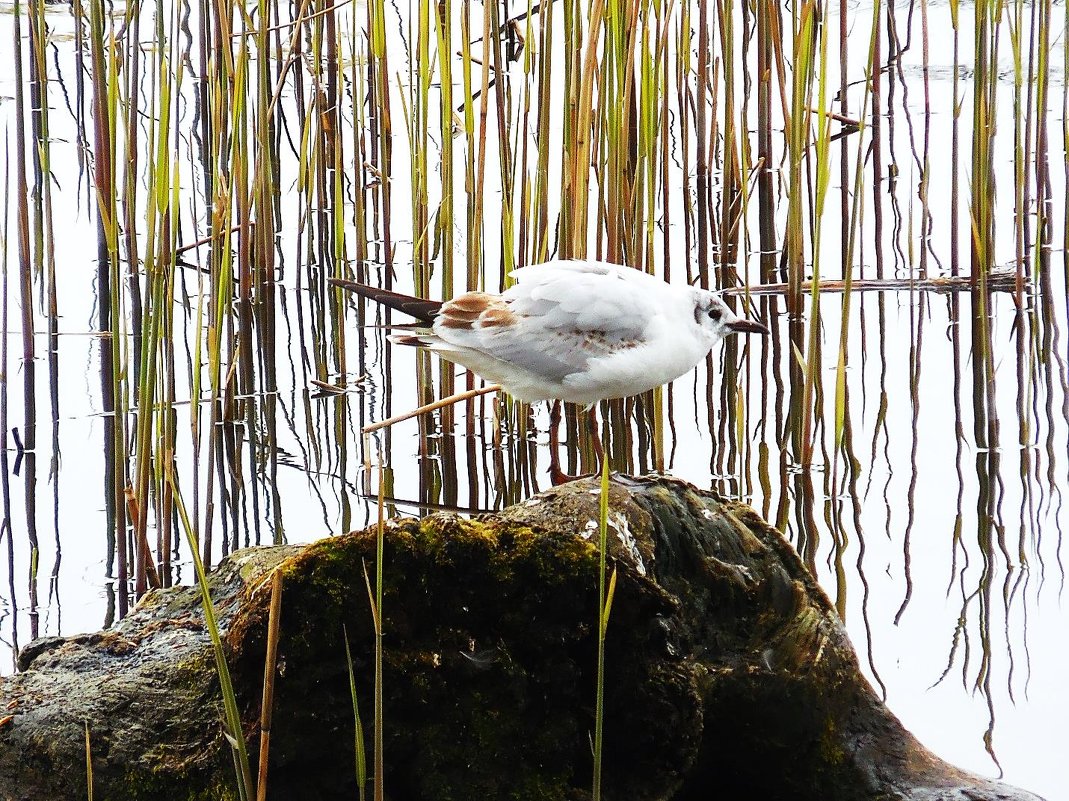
left=0, top=0, right=1067, bottom=797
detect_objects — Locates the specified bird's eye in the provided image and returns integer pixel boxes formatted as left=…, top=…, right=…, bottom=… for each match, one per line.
left=707, top=305, right=722, bottom=322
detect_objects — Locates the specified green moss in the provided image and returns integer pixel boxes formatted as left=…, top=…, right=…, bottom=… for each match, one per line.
left=222, top=513, right=612, bottom=797
left=214, top=503, right=699, bottom=798
left=818, top=714, right=847, bottom=766
left=111, top=769, right=237, bottom=801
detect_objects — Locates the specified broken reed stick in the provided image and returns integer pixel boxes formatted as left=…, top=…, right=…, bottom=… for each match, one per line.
left=361, top=383, right=502, bottom=434
left=723, top=271, right=1017, bottom=296
left=174, top=224, right=244, bottom=255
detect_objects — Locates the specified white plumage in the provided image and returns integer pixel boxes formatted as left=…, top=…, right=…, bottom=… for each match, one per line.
left=334, top=260, right=767, bottom=406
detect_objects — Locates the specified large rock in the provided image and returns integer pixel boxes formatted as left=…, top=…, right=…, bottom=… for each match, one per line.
left=0, top=476, right=1045, bottom=800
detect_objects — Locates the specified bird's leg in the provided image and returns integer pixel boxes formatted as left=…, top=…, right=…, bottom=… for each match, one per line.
left=547, top=401, right=603, bottom=485
left=585, top=404, right=605, bottom=476
left=548, top=399, right=571, bottom=486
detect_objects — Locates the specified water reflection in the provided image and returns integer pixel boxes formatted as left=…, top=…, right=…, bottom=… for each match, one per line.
left=0, top=0, right=1066, bottom=795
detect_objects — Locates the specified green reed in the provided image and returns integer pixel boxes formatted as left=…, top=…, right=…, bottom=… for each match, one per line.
left=171, top=465, right=255, bottom=800
left=786, top=0, right=818, bottom=466
left=10, top=0, right=38, bottom=638
left=369, top=468, right=386, bottom=801
left=808, top=0, right=832, bottom=458
left=592, top=456, right=616, bottom=801
left=343, top=627, right=369, bottom=801
left=8, top=0, right=1060, bottom=588
left=970, top=0, right=1000, bottom=279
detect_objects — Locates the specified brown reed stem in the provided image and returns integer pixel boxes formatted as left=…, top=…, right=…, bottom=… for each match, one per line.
left=256, top=570, right=284, bottom=801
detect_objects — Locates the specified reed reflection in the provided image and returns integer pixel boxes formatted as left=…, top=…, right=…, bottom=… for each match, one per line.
left=0, top=0, right=1067, bottom=792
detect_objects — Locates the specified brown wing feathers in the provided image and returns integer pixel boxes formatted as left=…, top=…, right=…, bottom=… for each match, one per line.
left=329, top=278, right=443, bottom=324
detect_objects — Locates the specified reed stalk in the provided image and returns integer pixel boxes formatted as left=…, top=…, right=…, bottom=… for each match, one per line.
left=343, top=627, right=369, bottom=801
left=85, top=723, right=94, bottom=801
left=12, top=0, right=40, bottom=639
left=786, top=0, right=819, bottom=466
left=970, top=0, right=999, bottom=280
left=170, top=466, right=255, bottom=801
left=255, top=571, right=284, bottom=801
left=568, top=0, right=606, bottom=258
left=1, top=136, right=14, bottom=657
left=365, top=465, right=386, bottom=801
left=591, top=454, right=616, bottom=801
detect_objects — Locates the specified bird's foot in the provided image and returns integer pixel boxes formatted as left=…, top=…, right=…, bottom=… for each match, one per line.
left=549, top=466, right=587, bottom=486
left=550, top=465, right=614, bottom=486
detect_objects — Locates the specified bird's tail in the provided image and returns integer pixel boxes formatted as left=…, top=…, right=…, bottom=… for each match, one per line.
left=388, top=333, right=436, bottom=347
left=329, top=278, right=443, bottom=324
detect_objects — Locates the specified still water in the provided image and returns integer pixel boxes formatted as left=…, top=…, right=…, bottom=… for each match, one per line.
left=0, top=0, right=1067, bottom=797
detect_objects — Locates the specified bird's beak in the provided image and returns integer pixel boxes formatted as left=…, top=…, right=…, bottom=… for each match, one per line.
left=726, top=317, right=770, bottom=335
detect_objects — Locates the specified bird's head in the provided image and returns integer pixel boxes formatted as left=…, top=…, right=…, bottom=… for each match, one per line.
left=692, top=289, right=770, bottom=342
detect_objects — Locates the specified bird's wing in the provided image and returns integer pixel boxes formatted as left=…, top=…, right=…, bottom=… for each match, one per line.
left=506, top=260, right=662, bottom=338
left=508, top=258, right=647, bottom=284
left=431, top=263, right=664, bottom=382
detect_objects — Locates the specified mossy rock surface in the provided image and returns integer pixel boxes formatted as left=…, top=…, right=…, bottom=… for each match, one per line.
left=0, top=477, right=1046, bottom=801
